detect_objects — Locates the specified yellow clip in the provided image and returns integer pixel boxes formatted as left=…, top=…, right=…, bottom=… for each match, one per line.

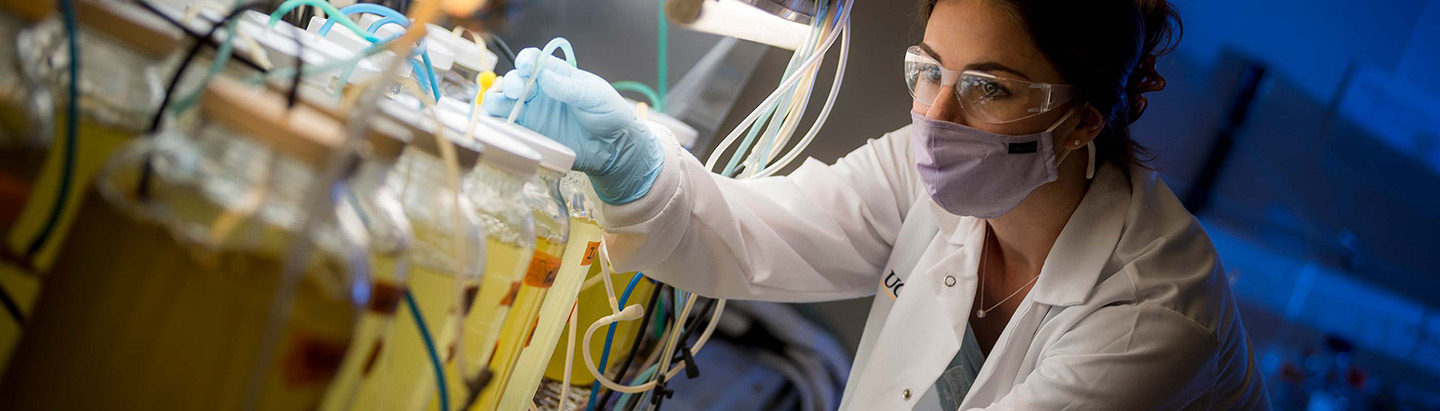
left=475, top=71, right=497, bottom=105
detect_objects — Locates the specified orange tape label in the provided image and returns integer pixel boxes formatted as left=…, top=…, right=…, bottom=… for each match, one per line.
left=523, top=251, right=562, bottom=287
left=499, top=281, right=521, bottom=306
left=580, top=241, right=601, bottom=266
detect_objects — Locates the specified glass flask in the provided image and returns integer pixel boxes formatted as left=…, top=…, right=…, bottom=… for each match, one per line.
left=346, top=99, right=489, bottom=411
left=311, top=99, right=415, bottom=411
left=477, top=117, right=580, bottom=409
left=442, top=121, right=541, bottom=411
left=7, top=0, right=182, bottom=273
left=542, top=172, right=655, bottom=388
left=0, top=77, right=370, bottom=410
left=0, top=0, right=54, bottom=236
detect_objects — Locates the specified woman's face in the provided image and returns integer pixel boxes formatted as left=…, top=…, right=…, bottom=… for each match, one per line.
left=915, top=0, right=1075, bottom=136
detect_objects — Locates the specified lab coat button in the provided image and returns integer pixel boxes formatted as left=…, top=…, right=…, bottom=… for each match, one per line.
left=944, top=275, right=956, bottom=287
left=902, top=388, right=912, bottom=400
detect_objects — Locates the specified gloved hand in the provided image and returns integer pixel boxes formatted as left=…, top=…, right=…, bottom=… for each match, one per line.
left=481, top=48, right=664, bottom=205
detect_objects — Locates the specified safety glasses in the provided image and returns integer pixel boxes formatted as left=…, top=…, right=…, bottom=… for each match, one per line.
left=904, top=45, right=1078, bottom=124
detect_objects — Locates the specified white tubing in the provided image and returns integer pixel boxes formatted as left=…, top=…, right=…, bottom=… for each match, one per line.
left=754, top=20, right=849, bottom=178
left=581, top=293, right=696, bottom=394
left=704, top=0, right=853, bottom=172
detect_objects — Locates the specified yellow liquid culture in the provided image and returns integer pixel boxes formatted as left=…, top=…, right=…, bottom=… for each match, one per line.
left=498, top=216, right=606, bottom=409
left=4, top=113, right=133, bottom=268
left=317, top=248, right=406, bottom=410
left=348, top=223, right=480, bottom=411
left=430, top=237, right=530, bottom=410
left=476, top=233, right=566, bottom=409
left=347, top=148, right=498, bottom=411
left=0, top=113, right=140, bottom=373
left=0, top=188, right=359, bottom=410
left=350, top=259, right=477, bottom=411
left=0, top=101, right=45, bottom=237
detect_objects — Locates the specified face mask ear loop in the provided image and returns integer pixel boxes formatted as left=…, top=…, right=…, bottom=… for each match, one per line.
left=1049, top=107, right=1081, bottom=168
left=1043, top=107, right=1078, bottom=133
left=1048, top=106, right=1095, bottom=179
left=1085, top=141, right=1097, bottom=179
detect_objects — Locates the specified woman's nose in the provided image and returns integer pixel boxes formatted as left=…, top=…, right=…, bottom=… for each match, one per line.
left=924, top=84, right=963, bottom=124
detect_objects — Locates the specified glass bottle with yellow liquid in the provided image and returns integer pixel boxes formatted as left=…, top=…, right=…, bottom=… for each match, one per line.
left=444, top=120, right=542, bottom=410
left=541, top=172, right=655, bottom=390
left=471, top=116, right=579, bottom=410
left=497, top=173, right=623, bottom=407
left=0, top=0, right=183, bottom=373
left=306, top=99, right=416, bottom=411
left=0, top=0, right=54, bottom=239
left=0, top=77, right=371, bottom=410
left=0, top=0, right=54, bottom=372
left=5, top=0, right=182, bottom=271
left=346, top=98, right=489, bottom=411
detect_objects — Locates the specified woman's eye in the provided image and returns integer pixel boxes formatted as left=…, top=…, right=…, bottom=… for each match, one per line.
left=968, top=78, right=1011, bottom=100
left=922, top=66, right=942, bottom=82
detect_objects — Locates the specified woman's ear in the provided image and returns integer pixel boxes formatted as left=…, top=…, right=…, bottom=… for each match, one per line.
left=1061, top=104, right=1105, bottom=149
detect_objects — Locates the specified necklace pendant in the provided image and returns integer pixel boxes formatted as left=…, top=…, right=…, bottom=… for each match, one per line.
left=976, top=309, right=986, bottom=319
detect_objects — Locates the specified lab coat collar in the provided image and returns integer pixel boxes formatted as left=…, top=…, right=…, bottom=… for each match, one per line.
left=927, top=164, right=1130, bottom=307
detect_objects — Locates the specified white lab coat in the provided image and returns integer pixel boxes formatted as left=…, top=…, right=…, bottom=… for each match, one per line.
left=600, top=124, right=1271, bottom=410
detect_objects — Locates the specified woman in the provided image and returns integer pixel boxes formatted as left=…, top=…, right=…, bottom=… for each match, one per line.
left=483, top=0, right=1270, bottom=409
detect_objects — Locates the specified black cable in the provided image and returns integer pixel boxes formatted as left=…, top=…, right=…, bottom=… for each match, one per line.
left=133, top=1, right=269, bottom=73
left=666, top=297, right=718, bottom=368
left=486, top=34, right=517, bottom=71
left=617, top=294, right=716, bottom=411
left=148, top=2, right=266, bottom=133
left=139, top=2, right=265, bottom=200
left=288, top=19, right=302, bottom=108
left=297, top=2, right=312, bottom=28
left=0, top=282, right=23, bottom=326
left=596, top=283, right=665, bottom=409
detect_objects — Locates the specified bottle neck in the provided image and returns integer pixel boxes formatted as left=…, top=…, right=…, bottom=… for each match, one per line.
left=525, top=167, right=569, bottom=241
left=469, top=162, right=529, bottom=198
left=537, top=168, right=565, bottom=204
left=61, top=28, right=170, bottom=132
left=201, top=123, right=317, bottom=231
left=391, top=148, right=458, bottom=213
left=561, top=171, right=598, bottom=221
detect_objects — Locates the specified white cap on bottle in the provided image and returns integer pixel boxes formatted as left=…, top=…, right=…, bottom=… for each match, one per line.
left=477, top=115, right=575, bottom=173
left=434, top=98, right=574, bottom=173
left=433, top=105, right=541, bottom=178
left=474, top=125, right=542, bottom=179
left=426, top=24, right=497, bottom=74
left=429, top=99, right=541, bottom=177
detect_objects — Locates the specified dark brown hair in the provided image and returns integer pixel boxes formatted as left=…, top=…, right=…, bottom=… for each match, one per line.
left=918, top=0, right=1182, bottom=171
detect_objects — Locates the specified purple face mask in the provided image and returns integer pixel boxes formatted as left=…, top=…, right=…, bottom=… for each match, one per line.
left=910, top=110, right=1093, bottom=219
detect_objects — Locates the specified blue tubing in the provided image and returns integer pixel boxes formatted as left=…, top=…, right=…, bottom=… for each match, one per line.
left=587, top=272, right=646, bottom=411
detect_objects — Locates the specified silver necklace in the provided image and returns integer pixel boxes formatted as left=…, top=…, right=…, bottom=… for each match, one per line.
left=976, top=228, right=1040, bottom=319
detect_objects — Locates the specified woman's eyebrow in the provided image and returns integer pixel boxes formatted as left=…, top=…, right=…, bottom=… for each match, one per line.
left=918, top=42, right=945, bottom=64
left=963, top=61, right=1032, bottom=81
left=919, top=42, right=1034, bottom=81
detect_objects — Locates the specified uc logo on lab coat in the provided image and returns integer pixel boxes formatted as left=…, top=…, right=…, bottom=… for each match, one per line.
left=882, top=271, right=905, bottom=300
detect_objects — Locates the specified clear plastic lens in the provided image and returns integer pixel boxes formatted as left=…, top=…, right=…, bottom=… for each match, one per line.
left=904, top=46, right=1075, bottom=124
left=958, top=74, right=1037, bottom=123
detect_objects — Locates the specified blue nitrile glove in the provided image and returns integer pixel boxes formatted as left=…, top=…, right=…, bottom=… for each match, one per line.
left=481, top=48, right=664, bottom=205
